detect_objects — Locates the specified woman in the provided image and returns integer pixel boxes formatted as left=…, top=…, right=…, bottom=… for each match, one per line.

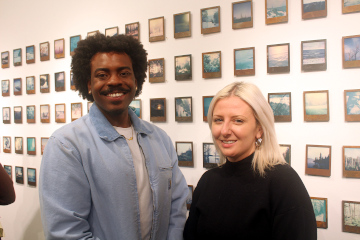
left=184, top=82, right=317, bottom=240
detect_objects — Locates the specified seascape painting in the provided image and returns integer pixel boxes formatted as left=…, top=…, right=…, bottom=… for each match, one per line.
left=235, top=49, right=254, bottom=70
left=344, top=0, right=360, bottom=7
left=269, top=94, right=290, bottom=116
left=27, top=168, right=36, bottom=184
left=268, top=45, right=289, bottom=67
left=26, top=46, right=34, bottom=61
left=303, top=41, right=326, bottom=65
left=174, top=12, right=190, bottom=33
left=149, top=18, right=164, bottom=38
left=14, top=78, right=21, bottom=93
left=346, top=90, right=360, bottom=115
left=343, top=202, right=360, bottom=227
left=27, top=138, right=35, bottom=152
left=303, top=0, right=326, bottom=13
left=14, top=107, right=22, bottom=121
left=4, top=166, right=11, bottom=178
left=13, top=49, right=21, bottom=65
left=305, top=92, right=328, bottom=115
left=26, top=77, right=35, bottom=91
left=15, top=167, right=24, bottom=183
left=202, top=7, right=219, bottom=29
left=175, top=98, right=191, bottom=117
left=203, top=52, right=220, bottom=73
left=27, top=106, right=35, bottom=120
left=129, top=100, right=141, bottom=118
left=176, top=142, right=193, bottom=162
left=344, top=36, right=360, bottom=61
left=267, top=0, right=287, bottom=18
left=344, top=147, right=360, bottom=171
left=311, top=198, right=327, bottom=222
left=307, top=146, right=330, bottom=169
left=233, top=1, right=251, bottom=24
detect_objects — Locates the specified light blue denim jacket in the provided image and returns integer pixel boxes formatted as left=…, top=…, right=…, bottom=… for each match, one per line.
left=39, top=103, right=188, bottom=240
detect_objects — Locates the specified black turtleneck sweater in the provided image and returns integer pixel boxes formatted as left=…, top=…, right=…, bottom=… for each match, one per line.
left=183, top=153, right=317, bottom=240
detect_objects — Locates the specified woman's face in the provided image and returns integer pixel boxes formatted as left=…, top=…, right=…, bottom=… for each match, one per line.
left=211, top=96, right=263, bottom=162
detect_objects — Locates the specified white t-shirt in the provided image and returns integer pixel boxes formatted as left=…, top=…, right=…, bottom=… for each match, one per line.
left=114, top=125, right=153, bottom=240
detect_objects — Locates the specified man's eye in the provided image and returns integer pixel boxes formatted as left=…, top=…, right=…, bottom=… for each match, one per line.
left=120, top=72, right=131, bottom=77
left=97, top=73, right=107, bottom=78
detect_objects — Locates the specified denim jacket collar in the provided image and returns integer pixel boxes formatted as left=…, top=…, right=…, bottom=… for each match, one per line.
left=89, top=103, right=152, bottom=142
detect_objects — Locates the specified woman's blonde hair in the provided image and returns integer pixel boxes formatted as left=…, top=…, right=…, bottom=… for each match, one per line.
left=207, top=82, right=286, bottom=176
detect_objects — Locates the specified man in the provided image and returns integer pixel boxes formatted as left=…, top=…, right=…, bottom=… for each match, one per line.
left=39, top=34, right=188, bottom=240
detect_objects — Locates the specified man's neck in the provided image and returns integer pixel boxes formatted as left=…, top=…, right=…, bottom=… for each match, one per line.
left=100, top=108, right=131, bottom=128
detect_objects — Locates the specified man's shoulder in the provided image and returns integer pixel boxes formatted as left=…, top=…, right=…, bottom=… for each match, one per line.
left=51, top=115, right=91, bottom=140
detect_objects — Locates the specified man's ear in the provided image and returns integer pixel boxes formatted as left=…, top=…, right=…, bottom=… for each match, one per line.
left=87, top=81, right=91, bottom=93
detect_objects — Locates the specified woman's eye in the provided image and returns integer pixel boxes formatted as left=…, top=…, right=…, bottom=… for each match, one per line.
left=213, top=118, right=223, bottom=123
left=235, top=119, right=244, bottom=123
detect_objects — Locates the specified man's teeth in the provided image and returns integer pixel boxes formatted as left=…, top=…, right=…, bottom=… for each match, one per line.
left=107, top=93, right=124, bottom=97
left=222, top=140, right=235, bottom=144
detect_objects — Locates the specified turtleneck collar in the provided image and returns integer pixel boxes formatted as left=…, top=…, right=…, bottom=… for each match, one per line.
left=222, top=152, right=255, bottom=175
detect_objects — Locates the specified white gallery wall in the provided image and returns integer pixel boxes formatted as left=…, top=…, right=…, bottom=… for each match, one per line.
left=0, top=0, right=359, bottom=239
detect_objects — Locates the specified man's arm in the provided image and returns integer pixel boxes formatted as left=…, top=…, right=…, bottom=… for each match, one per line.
left=0, top=163, right=16, bottom=205
left=39, top=136, right=99, bottom=240
left=166, top=141, right=189, bottom=240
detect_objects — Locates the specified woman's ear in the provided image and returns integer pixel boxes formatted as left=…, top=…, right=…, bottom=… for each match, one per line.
left=256, top=126, right=263, bottom=139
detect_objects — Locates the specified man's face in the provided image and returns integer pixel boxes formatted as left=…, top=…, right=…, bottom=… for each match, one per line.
left=88, top=52, right=137, bottom=125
